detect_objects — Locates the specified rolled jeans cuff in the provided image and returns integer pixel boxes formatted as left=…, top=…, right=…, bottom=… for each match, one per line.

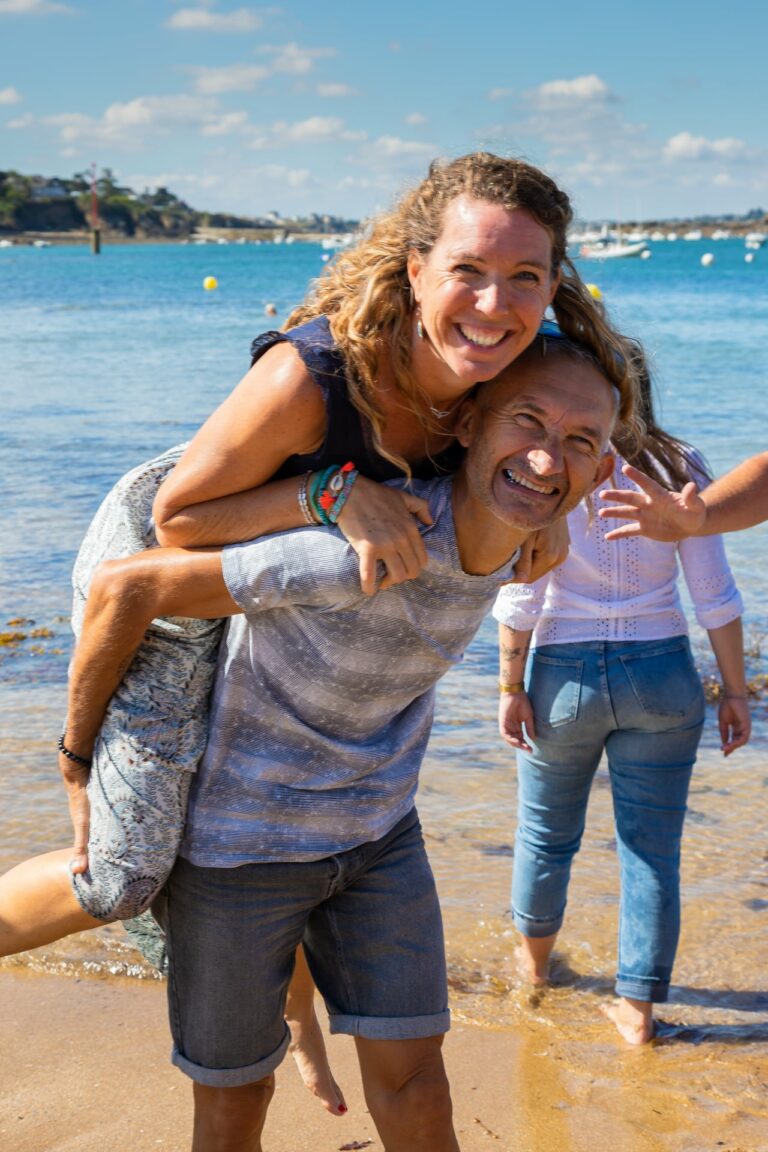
left=330, top=1009, right=450, bottom=1040
left=615, top=974, right=670, bottom=1004
left=171, top=1024, right=290, bottom=1087
left=512, top=908, right=565, bottom=939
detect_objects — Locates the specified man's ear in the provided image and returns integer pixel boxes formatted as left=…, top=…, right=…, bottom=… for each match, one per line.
left=591, top=451, right=616, bottom=492
left=407, top=250, right=423, bottom=302
left=452, top=396, right=479, bottom=448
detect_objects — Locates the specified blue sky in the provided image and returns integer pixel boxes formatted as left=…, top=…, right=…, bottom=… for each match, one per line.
left=1, top=0, right=766, bottom=222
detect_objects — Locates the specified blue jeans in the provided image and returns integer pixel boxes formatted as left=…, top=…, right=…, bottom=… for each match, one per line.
left=156, top=809, right=449, bottom=1087
left=513, top=637, right=706, bottom=1003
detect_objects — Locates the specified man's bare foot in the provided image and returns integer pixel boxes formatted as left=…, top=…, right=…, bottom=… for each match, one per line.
left=599, top=997, right=654, bottom=1045
left=287, top=1011, right=348, bottom=1116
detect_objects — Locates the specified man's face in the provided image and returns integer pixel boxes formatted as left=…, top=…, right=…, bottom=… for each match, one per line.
left=456, top=352, right=617, bottom=532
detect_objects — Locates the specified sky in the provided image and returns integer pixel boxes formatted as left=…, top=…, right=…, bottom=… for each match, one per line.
left=1, top=0, right=766, bottom=223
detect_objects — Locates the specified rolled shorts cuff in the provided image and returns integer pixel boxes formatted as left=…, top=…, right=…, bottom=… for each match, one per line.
left=171, top=1025, right=290, bottom=1087
left=512, top=909, right=565, bottom=939
left=329, top=1009, right=450, bottom=1041
left=615, top=974, right=670, bottom=1004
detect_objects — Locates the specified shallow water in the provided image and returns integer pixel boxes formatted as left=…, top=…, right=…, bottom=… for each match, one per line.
left=2, top=237, right=768, bottom=1148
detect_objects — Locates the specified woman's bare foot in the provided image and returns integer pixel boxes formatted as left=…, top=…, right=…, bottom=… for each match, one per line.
left=287, top=1009, right=348, bottom=1116
left=599, top=997, right=654, bottom=1045
left=515, top=932, right=558, bottom=986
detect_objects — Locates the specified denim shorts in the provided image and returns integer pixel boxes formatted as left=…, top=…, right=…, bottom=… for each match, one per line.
left=155, top=808, right=449, bottom=1087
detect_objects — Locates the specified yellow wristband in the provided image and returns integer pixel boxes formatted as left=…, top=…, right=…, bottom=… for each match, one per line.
left=499, top=681, right=525, bottom=695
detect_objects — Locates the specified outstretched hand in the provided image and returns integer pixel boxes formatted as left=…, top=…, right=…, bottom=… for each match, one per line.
left=337, top=475, right=433, bottom=595
left=598, top=463, right=706, bottom=542
left=498, top=692, right=536, bottom=753
left=718, top=696, right=751, bottom=757
left=60, top=753, right=91, bottom=874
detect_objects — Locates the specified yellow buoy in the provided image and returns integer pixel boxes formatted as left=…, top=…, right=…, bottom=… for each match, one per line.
left=203, top=275, right=218, bottom=291
left=586, top=283, right=602, bottom=301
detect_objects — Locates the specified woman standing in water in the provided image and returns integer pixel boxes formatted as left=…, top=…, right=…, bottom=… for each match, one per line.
left=495, top=342, right=750, bottom=1044
left=1, top=154, right=638, bottom=1107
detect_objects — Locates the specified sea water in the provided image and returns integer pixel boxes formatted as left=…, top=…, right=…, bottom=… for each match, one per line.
left=1, top=238, right=767, bottom=1143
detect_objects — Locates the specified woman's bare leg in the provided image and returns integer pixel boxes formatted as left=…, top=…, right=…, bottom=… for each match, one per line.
left=516, top=931, right=558, bottom=985
left=0, top=849, right=106, bottom=956
left=285, top=945, right=347, bottom=1115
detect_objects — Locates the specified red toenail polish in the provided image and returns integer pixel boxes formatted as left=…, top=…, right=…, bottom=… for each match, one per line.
left=338, top=1105, right=347, bottom=1114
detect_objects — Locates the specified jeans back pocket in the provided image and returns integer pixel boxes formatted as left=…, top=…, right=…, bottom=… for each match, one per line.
left=528, top=653, right=584, bottom=728
left=620, top=641, right=705, bottom=720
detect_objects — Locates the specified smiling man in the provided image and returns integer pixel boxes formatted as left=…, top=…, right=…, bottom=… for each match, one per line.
left=28, top=333, right=620, bottom=1152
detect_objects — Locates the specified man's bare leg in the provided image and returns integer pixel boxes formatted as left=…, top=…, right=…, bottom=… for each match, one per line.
left=0, top=849, right=105, bottom=955
left=599, top=997, right=654, bottom=1045
left=285, top=945, right=347, bottom=1115
left=191, top=1077, right=274, bottom=1152
left=355, top=1035, right=458, bottom=1152
left=515, top=931, right=558, bottom=985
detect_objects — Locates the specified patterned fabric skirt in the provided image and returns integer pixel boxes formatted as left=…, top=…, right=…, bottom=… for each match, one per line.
left=68, top=445, right=223, bottom=964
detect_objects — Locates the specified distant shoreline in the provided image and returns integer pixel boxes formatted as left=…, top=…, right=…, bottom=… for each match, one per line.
left=0, top=228, right=342, bottom=247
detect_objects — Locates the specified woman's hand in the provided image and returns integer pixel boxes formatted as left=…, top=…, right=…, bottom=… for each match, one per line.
left=336, top=476, right=434, bottom=595
left=598, top=463, right=706, bottom=542
left=718, top=696, right=751, bottom=757
left=512, top=520, right=570, bottom=584
left=60, top=753, right=90, bottom=874
left=498, top=691, right=536, bottom=753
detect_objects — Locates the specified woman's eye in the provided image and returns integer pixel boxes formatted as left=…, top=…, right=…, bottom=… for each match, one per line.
left=515, top=270, right=541, bottom=283
left=454, top=263, right=480, bottom=274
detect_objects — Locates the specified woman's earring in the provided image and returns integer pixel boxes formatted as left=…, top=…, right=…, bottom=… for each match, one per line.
left=416, top=308, right=425, bottom=341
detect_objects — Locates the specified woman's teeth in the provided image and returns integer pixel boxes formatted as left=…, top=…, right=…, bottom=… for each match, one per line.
left=459, top=325, right=507, bottom=348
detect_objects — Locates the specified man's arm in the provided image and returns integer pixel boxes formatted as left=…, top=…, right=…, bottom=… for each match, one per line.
left=598, top=454, right=768, bottom=541
left=62, top=547, right=239, bottom=871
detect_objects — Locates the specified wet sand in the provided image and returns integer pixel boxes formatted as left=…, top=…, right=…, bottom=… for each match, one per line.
left=2, top=964, right=767, bottom=1152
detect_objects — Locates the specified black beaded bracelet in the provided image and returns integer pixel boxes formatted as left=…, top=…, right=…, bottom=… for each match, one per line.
left=58, top=734, right=92, bottom=769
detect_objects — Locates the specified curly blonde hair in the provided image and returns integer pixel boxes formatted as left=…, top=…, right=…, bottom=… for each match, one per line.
left=286, top=152, right=639, bottom=472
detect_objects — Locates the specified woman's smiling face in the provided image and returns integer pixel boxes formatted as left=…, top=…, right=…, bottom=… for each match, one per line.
left=407, top=195, right=559, bottom=399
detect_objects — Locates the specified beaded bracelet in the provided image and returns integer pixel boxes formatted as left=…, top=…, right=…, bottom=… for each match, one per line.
left=297, top=472, right=318, bottom=525
left=308, top=466, right=338, bottom=525
left=58, top=733, right=92, bottom=769
left=319, top=462, right=358, bottom=524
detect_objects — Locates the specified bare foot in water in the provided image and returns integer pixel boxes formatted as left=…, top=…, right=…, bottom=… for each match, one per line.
left=287, top=1010, right=348, bottom=1116
left=515, top=933, right=557, bottom=986
left=600, top=997, right=654, bottom=1045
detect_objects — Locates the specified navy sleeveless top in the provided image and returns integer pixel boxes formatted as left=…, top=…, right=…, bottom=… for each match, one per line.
left=250, top=315, right=463, bottom=482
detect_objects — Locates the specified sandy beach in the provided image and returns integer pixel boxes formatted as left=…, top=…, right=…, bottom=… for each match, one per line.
left=2, top=960, right=767, bottom=1152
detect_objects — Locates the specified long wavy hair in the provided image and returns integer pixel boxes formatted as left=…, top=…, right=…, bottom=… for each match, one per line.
left=286, top=152, right=640, bottom=473
left=612, top=356, right=710, bottom=488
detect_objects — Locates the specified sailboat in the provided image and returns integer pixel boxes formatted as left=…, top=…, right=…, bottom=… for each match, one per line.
left=579, top=225, right=648, bottom=260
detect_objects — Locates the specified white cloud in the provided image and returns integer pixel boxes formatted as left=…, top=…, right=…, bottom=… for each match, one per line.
left=663, top=131, right=751, bottom=162
left=200, top=110, right=250, bottom=136
left=487, top=88, right=513, bottom=102
left=271, top=116, right=363, bottom=143
left=257, top=43, right=336, bottom=75
left=0, top=0, right=73, bottom=11
left=192, top=63, right=269, bottom=94
left=167, top=6, right=263, bottom=32
left=317, top=82, right=355, bottom=97
left=253, top=163, right=313, bottom=189
left=404, top=112, right=426, bottom=125
left=0, top=86, right=22, bottom=103
left=525, top=73, right=618, bottom=109
left=39, top=93, right=218, bottom=148
left=370, top=135, right=435, bottom=157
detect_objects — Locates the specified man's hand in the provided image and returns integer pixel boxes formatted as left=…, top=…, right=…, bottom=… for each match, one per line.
left=598, top=463, right=706, bottom=542
left=498, top=692, right=536, bottom=752
left=337, top=476, right=433, bottom=595
left=59, top=753, right=90, bottom=874
left=512, top=519, right=570, bottom=584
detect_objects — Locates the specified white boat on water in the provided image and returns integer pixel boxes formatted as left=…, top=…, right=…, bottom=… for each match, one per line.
left=579, top=235, right=649, bottom=260
left=683, top=230, right=703, bottom=241
left=745, top=232, right=766, bottom=249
